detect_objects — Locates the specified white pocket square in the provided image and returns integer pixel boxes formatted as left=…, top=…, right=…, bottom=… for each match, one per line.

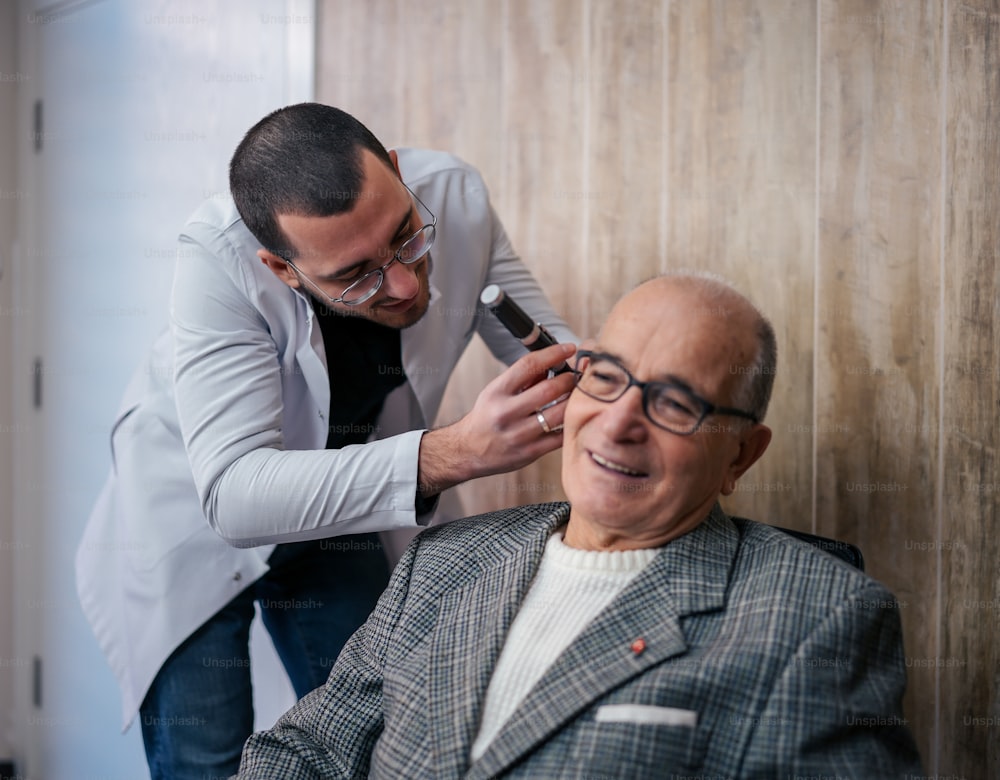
left=594, top=704, right=698, bottom=727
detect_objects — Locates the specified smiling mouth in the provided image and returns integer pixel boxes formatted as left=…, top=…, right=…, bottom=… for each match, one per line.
left=590, top=451, right=648, bottom=478
left=378, top=292, right=421, bottom=312
left=381, top=296, right=415, bottom=310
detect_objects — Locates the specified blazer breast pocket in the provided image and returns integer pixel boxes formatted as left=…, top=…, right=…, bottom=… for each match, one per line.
left=571, top=705, right=706, bottom=779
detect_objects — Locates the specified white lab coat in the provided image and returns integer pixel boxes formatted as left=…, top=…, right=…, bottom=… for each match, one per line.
left=76, top=148, right=575, bottom=729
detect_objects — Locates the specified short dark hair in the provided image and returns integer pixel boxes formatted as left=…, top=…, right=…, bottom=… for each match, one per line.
left=229, top=103, right=395, bottom=260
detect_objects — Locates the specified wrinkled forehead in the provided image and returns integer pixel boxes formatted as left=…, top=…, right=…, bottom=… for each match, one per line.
left=597, top=284, right=757, bottom=395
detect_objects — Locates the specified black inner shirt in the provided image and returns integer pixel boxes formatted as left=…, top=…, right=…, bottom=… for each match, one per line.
left=315, top=304, right=406, bottom=450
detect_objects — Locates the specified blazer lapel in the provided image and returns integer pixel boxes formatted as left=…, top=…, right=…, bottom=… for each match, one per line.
left=426, top=506, right=569, bottom=776
left=468, top=505, right=739, bottom=779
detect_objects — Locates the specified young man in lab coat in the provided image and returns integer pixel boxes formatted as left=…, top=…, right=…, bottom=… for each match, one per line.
left=77, top=103, right=576, bottom=779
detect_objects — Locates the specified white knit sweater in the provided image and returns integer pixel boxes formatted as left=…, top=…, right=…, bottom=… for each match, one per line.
left=470, top=531, right=658, bottom=759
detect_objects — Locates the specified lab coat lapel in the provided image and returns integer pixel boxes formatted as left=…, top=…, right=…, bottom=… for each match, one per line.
left=293, top=292, right=333, bottom=449
left=426, top=509, right=565, bottom=775
left=468, top=505, right=738, bottom=779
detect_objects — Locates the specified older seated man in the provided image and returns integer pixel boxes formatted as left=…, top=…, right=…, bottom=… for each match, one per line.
left=237, top=273, right=922, bottom=779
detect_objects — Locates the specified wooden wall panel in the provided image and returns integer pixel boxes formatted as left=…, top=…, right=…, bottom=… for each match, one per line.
left=499, top=0, right=589, bottom=329
left=395, top=3, right=504, bottom=179
left=448, top=0, right=593, bottom=516
left=316, top=0, right=405, bottom=144
left=816, top=0, right=943, bottom=761
left=585, top=0, right=666, bottom=325
left=665, top=0, right=817, bottom=528
left=941, top=2, right=1000, bottom=776
left=315, top=1, right=998, bottom=771
left=319, top=0, right=503, bottom=177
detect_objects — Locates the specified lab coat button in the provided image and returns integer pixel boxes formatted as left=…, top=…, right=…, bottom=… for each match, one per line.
left=233, top=572, right=242, bottom=582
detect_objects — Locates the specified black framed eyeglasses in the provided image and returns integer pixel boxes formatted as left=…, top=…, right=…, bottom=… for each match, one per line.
left=286, top=182, right=437, bottom=306
left=572, top=350, right=759, bottom=435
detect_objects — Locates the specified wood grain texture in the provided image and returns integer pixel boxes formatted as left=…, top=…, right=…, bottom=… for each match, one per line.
left=815, top=0, right=943, bottom=761
left=940, top=1, right=1000, bottom=775
left=455, top=0, right=593, bottom=514
left=499, top=0, right=589, bottom=328
left=665, top=0, right=817, bottom=528
left=316, top=0, right=405, bottom=144
left=314, top=1, right=998, bottom=769
left=585, top=0, right=666, bottom=327
left=395, top=1, right=504, bottom=178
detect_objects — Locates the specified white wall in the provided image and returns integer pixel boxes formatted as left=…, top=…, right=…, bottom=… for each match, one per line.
left=9, top=1, right=314, bottom=776
left=0, top=0, right=21, bottom=764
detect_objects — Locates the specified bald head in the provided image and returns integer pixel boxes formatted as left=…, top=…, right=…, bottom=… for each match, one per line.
left=602, top=274, right=777, bottom=423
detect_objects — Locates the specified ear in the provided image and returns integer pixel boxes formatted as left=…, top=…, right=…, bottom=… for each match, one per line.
left=721, top=424, right=772, bottom=496
left=258, top=249, right=300, bottom=289
left=388, top=148, right=401, bottom=177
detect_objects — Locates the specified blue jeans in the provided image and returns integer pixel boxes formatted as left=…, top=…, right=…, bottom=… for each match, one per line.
left=139, top=533, right=390, bottom=780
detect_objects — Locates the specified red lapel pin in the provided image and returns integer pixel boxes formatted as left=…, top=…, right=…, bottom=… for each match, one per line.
left=630, top=638, right=646, bottom=656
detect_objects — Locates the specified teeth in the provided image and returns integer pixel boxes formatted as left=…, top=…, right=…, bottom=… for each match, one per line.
left=591, top=452, right=644, bottom=477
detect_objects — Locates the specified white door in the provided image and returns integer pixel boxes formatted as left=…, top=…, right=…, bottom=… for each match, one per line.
left=12, top=1, right=313, bottom=776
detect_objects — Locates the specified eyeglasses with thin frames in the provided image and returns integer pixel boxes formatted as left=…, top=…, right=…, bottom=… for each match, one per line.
left=285, top=182, right=437, bottom=306
left=572, top=349, right=759, bottom=435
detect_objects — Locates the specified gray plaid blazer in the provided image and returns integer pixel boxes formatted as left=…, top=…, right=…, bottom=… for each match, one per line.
left=238, top=503, right=922, bottom=779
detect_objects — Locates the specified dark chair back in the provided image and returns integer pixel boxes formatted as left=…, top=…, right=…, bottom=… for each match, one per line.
left=770, top=525, right=865, bottom=571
